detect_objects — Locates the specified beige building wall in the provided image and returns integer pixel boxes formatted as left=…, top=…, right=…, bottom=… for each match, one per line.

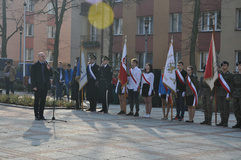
left=220, top=0, right=241, bottom=73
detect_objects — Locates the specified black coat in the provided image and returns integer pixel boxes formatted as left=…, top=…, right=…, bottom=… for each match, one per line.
left=31, top=61, right=53, bottom=90
left=54, top=67, right=65, bottom=83
left=86, top=63, right=99, bottom=101
left=176, top=69, right=187, bottom=92
left=71, top=66, right=80, bottom=100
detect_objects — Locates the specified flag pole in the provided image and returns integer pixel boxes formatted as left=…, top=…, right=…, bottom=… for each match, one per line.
left=171, top=36, right=173, bottom=120
left=213, top=22, right=217, bottom=125
left=81, top=40, right=84, bottom=111
left=124, top=35, right=127, bottom=114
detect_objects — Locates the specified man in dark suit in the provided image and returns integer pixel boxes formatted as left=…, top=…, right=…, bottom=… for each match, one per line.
left=86, top=54, right=99, bottom=112
left=55, top=61, right=65, bottom=100
left=98, top=56, right=113, bottom=113
left=31, top=52, right=53, bottom=120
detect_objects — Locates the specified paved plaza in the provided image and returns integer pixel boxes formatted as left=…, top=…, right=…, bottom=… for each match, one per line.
left=0, top=101, right=241, bottom=160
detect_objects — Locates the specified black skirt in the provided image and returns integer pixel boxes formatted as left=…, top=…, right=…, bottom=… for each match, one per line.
left=186, top=95, right=194, bottom=106
left=142, top=84, right=154, bottom=97
left=161, top=94, right=166, bottom=99
left=117, top=82, right=124, bottom=95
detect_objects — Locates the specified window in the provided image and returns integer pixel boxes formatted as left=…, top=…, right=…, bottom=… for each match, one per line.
left=47, top=2, right=55, bottom=14
left=138, top=17, right=153, bottom=35
left=201, top=11, right=221, bottom=31
left=25, top=49, right=33, bottom=61
left=26, top=24, right=34, bottom=36
left=90, top=25, right=97, bottom=41
left=236, top=51, right=241, bottom=63
left=47, top=26, right=56, bottom=38
left=174, top=52, right=182, bottom=69
left=200, top=52, right=209, bottom=71
left=25, top=0, right=34, bottom=12
left=112, top=53, right=121, bottom=70
left=114, top=18, right=123, bottom=35
left=138, top=52, right=153, bottom=69
left=170, top=13, right=182, bottom=32
left=46, top=50, right=53, bottom=62
left=237, top=9, right=241, bottom=30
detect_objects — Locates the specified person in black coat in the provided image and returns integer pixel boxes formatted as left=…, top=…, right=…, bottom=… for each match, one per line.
left=31, top=52, right=53, bottom=120
left=86, top=54, right=99, bottom=112
left=98, top=56, right=113, bottom=113
left=55, top=61, right=65, bottom=100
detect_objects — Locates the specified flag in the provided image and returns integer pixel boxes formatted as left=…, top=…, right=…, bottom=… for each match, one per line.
left=118, top=39, right=127, bottom=88
left=162, top=42, right=176, bottom=94
left=203, top=33, right=218, bottom=91
left=76, top=47, right=88, bottom=91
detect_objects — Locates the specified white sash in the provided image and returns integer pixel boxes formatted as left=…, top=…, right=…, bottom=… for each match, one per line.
left=218, top=73, right=231, bottom=99
left=187, top=76, right=198, bottom=106
left=88, top=64, right=96, bottom=80
left=176, top=70, right=185, bottom=85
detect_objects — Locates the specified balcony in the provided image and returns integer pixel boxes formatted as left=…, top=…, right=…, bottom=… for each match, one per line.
left=81, top=35, right=100, bottom=48
left=80, top=2, right=91, bottom=16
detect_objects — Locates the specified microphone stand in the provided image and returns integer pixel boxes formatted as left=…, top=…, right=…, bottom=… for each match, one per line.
left=48, top=64, right=67, bottom=123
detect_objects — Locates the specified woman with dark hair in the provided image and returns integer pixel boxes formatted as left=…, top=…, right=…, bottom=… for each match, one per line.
left=185, top=66, right=199, bottom=122
left=140, top=63, right=155, bottom=118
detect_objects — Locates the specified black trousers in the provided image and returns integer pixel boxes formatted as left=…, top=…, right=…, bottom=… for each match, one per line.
left=128, top=89, right=139, bottom=112
left=34, top=85, right=47, bottom=118
left=176, top=91, right=185, bottom=118
left=5, top=77, right=14, bottom=95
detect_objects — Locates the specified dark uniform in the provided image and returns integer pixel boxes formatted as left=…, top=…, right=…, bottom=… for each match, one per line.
left=86, top=55, right=99, bottom=111
left=216, top=70, right=233, bottom=127
left=98, top=56, right=113, bottom=113
left=200, top=76, right=214, bottom=125
left=175, top=69, right=187, bottom=120
left=232, top=62, right=241, bottom=128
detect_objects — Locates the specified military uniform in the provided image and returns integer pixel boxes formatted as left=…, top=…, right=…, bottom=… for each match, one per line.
left=200, top=76, right=214, bottom=125
left=216, top=71, right=233, bottom=127
left=98, top=60, right=113, bottom=113
left=232, top=72, right=241, bottom=128
left=86, top=56, right=99, bottom=112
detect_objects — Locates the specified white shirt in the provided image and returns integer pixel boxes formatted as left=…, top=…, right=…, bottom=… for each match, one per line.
left=140, top=72, right=154, bottom=96
left=128, top=66, right=141, bottom=91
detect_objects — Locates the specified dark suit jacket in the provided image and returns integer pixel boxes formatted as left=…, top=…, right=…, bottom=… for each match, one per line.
left=99, top=64, right=113, bottom=89
left=31, top=61, right=53, bottom=90
left=55, top=67, right=65, bottom=83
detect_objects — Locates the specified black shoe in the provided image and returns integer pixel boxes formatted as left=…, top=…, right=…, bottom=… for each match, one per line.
left=172, top=117, right=179, bottom=120
left=86, top=108, right=93, bottom=111
left=126, top=112, right=134, bottom=116
left=223, top=123, right=228, bottom=127
left=40, top=116, right=46, bottom=120
left=118, top=111, right=125, bottom=115
left=206, top=122, right=212, bottom=125
left=216, top=122, right=223, bottom=126
left=134, top=112, right=139, bottom=117
left=98, top=109, right=104, bottom=113
left=232, top=123, right=241, bottom=128
left=35, top=116, right=40, bottom=120
left=200, top=121, right=207, bottom=125
left=185, top=120, right=193, bottom=123
left=90, top=109, right=96, bottom=112
left=104, top=111, right=108, bottom=114
left=179, top=118, right=184, bottom=121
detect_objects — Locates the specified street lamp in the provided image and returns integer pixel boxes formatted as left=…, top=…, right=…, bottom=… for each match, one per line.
left=144, top=18, right=149, bottom=68
left=19, top=25, right=23, bottom=63
left=23, top=2, right=26, bottom=79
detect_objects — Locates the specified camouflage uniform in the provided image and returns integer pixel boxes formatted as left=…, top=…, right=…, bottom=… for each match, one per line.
left=199, top=77, right=214, bottom=125
left=232, top=72, right=241, bottom=128
left=216, top=71, right=233, bottom=127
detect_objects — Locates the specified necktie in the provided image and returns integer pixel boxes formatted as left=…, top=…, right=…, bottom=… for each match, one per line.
left=41, top=63, right=46, bottom=83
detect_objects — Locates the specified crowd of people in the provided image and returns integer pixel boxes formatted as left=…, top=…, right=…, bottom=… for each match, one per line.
left=6, top=51, right=240, bottom=129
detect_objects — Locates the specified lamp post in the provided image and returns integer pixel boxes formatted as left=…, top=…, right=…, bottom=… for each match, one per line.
left=144, top=18, right=149, bottom=68
left=19, top=25, right=23, bottom=63
left=23, top=2, right=26, bottom=78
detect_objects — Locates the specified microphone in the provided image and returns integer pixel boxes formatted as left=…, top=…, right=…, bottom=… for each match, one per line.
left=44, top=60, right=49, bottom=65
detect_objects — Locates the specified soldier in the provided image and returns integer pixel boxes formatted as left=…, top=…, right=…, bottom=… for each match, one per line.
left=232, top=61, right=241, bottom=129
left=216, top=61, right=233, bottom=127
left=98, top=56, right=113, bottom=113
left=200, top=66, right=214, bottom=125
left=173, top=60, right=187, bottom=121
left=86, top=54, right=99, bottom=112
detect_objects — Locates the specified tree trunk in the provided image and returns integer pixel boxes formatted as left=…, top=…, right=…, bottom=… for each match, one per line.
left=1, top=0, right=7, bottom=58
left=189, top=0, right=200, bottom=74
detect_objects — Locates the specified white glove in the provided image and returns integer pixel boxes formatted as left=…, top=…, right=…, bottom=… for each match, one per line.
left=182, top=92, right=185, bottom=97
left=159, top=93, right=161, bottom=97
left=166, top=94, right=169, bottom=102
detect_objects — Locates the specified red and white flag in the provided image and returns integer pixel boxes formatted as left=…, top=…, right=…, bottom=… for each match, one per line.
left=118, top=38, right=127, bottom=88
left=203, top=33, right=218, bottom=91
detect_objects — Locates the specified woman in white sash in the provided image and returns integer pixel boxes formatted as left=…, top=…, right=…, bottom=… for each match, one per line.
left=185, top=66, right=199, bottom=123
left=140, top=63, right=154, bottom=118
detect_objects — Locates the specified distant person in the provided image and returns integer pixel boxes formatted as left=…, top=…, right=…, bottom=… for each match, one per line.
left=4, top=60, right=16, bottom=95
left=55, top=61, right=65, bottom=100
left=65, top=64, right=73, bottom=101
left=140, top=63, right=154, bottom=118
left=31, top=52, right=53, bottom=120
